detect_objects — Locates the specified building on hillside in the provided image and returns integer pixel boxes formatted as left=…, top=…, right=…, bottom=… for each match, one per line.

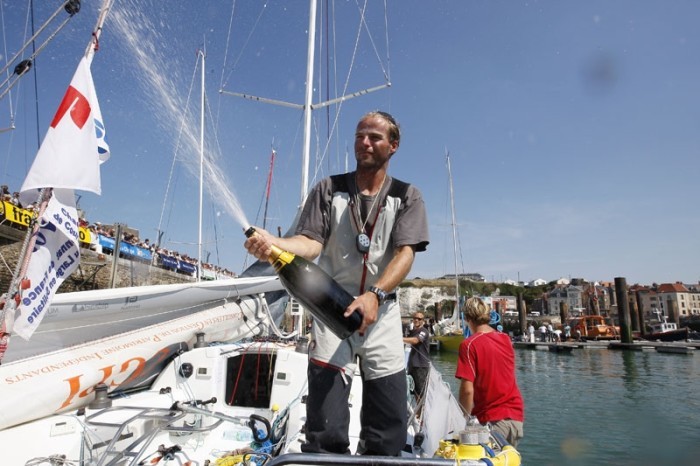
left=582, top=283, right=611, bottom=314
left=490, top=295, right=517, bottom=312
left=547, top=285, right=584, bottom=315
left=629, top=285, right=658, bottom=321
left=528, top=278, right=547, bottom=287
left=657, top=282, right=699, bottom=319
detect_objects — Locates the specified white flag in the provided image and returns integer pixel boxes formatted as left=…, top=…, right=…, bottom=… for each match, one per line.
left=20, top=56, right=108, bottom=195
left=12, top=57, right=109, bottom=340
left=13, top=189, right=81, bottom=340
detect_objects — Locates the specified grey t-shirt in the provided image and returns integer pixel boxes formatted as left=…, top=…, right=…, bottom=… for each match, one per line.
left=296, top=172, right=429, bottom=294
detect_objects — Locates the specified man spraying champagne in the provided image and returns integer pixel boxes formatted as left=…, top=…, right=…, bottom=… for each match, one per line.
left=244, top=111, right=429, bottom=456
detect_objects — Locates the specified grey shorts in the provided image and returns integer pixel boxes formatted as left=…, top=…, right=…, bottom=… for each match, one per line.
left=490, top=419, right=524, bottom=448
left=309, top=301, right=405, bottom=380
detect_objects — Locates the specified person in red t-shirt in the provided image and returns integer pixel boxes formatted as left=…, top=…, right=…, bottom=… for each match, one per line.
left=455, top=296, right=524, bottom=447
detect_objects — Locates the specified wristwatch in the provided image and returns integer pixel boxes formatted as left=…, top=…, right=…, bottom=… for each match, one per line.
left=368, top=286, right=388, bottom=305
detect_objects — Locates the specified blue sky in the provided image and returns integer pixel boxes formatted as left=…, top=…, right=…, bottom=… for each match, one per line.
left=1, top=0, right=698, bottom=286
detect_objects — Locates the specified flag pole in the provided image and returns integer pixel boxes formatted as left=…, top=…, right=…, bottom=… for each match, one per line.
left=0, top=0, right=115, bottom=361
left=84, top=0, right=115, bottom=64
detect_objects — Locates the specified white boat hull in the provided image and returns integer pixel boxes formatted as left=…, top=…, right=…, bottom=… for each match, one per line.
left=0, top=339, right=474, bottom=465
left=0, top=283, right=282, bottom=430
left=3, top=276, right=282, bottom=363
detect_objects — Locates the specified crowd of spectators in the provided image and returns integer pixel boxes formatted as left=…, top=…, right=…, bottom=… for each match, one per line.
left=81, top=218, right=238, bottom=279
left=2, top=184, right=237, bottom=279
left=1, top=186, right=27, bottom=209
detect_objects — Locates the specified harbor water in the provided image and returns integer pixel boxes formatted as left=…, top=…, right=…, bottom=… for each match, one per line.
left=432, top=347, right=700, bottom=464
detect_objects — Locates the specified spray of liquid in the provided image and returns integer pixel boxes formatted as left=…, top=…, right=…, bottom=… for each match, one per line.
left=109, top=3, right=251, bottom=233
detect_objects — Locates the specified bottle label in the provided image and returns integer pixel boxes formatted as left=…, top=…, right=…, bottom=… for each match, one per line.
left=271, top=250, right=295, bottom=273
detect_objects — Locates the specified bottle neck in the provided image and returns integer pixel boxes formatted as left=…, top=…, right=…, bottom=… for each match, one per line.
left=268, top=244, right=295, bottom=271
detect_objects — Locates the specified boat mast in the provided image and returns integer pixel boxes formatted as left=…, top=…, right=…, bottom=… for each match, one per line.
left=263, top=147, right=276, bottom=230
left=219, top=0, right=390, bottom=207
left=446, top=151, right=460, bottom=327
left=197, top=49, right=205, bottom=281
left=300, top=0, right=317, bottom=204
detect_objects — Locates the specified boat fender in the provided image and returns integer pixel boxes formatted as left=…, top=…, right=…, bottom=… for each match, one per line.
left=479, top=445, right=521, bottom=466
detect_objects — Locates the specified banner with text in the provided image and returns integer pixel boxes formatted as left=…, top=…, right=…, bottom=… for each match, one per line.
left=13, top=190, right=81, bottom=339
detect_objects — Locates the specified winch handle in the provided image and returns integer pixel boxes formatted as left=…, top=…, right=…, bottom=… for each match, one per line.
left=247, top=414, right=272, bottom=442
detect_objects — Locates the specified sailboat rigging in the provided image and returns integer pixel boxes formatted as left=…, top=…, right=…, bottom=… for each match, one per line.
left=434, top=151, right=469, bottom=352
left=0, top=0, right=82, bottom=103
left=219, top=0, right=392, bottom=205
left=197, top=49, right=205, bottom=281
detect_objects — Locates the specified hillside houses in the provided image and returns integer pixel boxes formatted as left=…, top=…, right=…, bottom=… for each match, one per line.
left=539, top=281, right=700, bottom=320
left=629, top=282, right=700, bottom=320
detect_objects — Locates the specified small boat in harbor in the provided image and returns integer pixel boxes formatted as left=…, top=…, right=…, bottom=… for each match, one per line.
left=433, top=154, right=468, bottom=353
left=642, top=317, right=700, bottom=342
left=568, top=315, right=620, bottom=341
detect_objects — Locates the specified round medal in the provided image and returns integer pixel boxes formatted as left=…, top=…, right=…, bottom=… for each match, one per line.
left=356, top=233, right=371, bottom=254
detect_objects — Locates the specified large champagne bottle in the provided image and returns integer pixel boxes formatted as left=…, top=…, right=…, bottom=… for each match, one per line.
left=245, top=227, right=362, bottom=339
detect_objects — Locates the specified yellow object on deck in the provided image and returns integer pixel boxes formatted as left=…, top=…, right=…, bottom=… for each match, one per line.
left=434, top=437, right=521, bottom=466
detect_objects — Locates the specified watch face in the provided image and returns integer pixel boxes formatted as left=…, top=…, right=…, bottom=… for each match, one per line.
left=356, top=233, right=370, bottom=254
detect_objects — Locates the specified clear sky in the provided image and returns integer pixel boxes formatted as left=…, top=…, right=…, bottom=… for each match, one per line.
left=1, top=0, right=698, bottom=286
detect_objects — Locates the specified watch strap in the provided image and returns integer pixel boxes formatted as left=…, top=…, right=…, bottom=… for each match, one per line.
left=368, top=286, right=388, bottom=304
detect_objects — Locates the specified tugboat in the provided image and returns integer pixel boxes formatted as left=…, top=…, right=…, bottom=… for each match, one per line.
left=568, top=315, right=620, bottom=341
left=643, top=317, right=700, bottom=342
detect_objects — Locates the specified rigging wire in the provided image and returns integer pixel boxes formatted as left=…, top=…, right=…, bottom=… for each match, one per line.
left=352, top=0, right=391, bottom=83
left=156, top=52, right=201, bottom=249
left=309, top=0, right=382, bottom=188
left=219, top=0, right=270, bottom=93
left=0, top=0, right=79, bottom=102
left=29, top=0, right=41, bottom=151
left=0, top=0, right=17, bottom=133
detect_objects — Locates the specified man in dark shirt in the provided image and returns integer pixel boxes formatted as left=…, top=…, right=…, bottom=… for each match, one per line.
left=403, top=312, right=431, bottom=413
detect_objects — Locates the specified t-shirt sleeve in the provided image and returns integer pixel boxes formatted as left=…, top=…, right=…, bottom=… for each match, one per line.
left=393, top=184, right=429, bottom=252
left=455, top=341, right=476, bottom=382
left=295, top=177, right=332, bottom=244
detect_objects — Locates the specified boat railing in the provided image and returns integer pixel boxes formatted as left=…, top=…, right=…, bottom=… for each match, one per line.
left=83, top=401, right=269, bottom=466
left=265, top=452, right=474, bottom=465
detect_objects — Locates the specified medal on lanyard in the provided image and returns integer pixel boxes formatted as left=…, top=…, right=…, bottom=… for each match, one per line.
left=354, top=174, right=386, bottom=256
left=356, top=232, right=371, bottom=254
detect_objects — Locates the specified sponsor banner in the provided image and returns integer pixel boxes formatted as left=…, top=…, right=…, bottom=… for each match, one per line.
left=78, top=226, right=91, bottom=244
left=159, top=254, right=178, bottom=269
left=158, top=254, right=196, bottom=274
left=13, top=190, right=81, bottom=340
left=178, top=260, right=196, bottom=274
left=98, top=235, right=152, bottom=261
left=1, top=201, right=36, bottom=227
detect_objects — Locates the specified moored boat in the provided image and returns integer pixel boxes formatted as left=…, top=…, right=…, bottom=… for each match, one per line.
left=568, top=315, right=619, bottom=341
left=642, top=317, right=700, bottom=342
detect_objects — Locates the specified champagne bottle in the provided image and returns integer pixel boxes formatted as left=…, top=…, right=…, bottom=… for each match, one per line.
left=244, top=227, right=362, bottom=339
